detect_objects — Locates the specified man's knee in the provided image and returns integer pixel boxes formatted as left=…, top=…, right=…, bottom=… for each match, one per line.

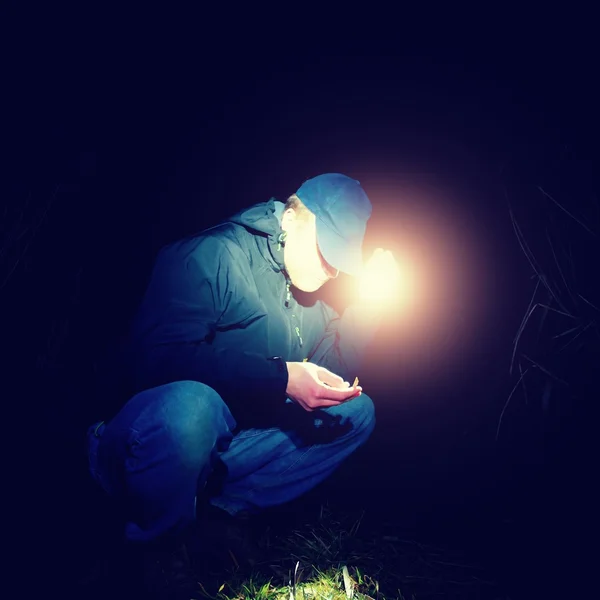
left=324, top=391, right=376, bottom=439
left=349, top=392, right=376, bottom=437
left=156, top=381, right=231, bottom=423
left=137, top=381, right=236, bottom=466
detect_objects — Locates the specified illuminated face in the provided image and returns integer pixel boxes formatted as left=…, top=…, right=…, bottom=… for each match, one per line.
left=281, top=207, right=338, bottom=292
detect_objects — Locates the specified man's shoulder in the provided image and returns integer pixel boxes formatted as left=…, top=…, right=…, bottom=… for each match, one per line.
left=159, top=222, right=251, bottom=262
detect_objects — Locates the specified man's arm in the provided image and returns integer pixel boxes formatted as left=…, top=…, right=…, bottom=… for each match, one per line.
left=306, top=300, right=383, bottom=382
left=128, top=235, right=288, bottom=408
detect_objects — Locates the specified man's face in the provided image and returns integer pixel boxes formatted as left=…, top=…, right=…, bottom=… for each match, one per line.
left=281, top=208, right=338, bottom=292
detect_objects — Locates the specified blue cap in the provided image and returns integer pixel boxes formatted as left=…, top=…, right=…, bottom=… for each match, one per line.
left=296, top=173, right=372, bottom=277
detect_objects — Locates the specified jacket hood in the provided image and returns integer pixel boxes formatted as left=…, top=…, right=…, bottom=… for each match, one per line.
left=227, top=197, right=284, bottom=236
left=225, top=198, right=287, bottom=273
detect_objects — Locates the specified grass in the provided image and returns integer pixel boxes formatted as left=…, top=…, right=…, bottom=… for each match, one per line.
left=78, top=501, right=505, bottom=599
left=189, top=503, right=504, bottom=600
left=497, top=185, right=599, bottom=441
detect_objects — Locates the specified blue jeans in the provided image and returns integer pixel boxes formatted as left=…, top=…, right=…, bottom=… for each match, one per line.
left=87, top=381, right=375, bottom=543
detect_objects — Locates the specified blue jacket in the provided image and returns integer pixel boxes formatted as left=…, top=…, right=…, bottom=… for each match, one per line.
left=127, top=198, right=381, bottom=422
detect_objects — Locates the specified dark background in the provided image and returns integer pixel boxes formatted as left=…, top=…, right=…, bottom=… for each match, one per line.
left=5, top=28, right=599, bottom=600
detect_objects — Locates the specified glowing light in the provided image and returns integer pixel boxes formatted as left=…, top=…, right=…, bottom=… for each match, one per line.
left=324, top=175, right=492, bottom=393
left=358, top=248, right=402, bottom=307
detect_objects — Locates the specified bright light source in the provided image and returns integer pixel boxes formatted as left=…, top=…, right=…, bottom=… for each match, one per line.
left=325, top=176, right=492, bottom=392
left=358, top=248, right=404, bottom=308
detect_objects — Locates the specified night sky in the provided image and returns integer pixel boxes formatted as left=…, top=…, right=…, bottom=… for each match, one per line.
left=7, top=37, right=599, bottom=599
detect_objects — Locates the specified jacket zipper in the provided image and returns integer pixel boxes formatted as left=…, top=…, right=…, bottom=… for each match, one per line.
left=284, top=281, right=303, bottom=349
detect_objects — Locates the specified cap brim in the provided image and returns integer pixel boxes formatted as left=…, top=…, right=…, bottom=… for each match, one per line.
left=316, top=223, right=363, bottom=277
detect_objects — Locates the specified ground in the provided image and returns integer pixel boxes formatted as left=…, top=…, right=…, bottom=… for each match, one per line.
left=75, top=493, right=510, bottom=600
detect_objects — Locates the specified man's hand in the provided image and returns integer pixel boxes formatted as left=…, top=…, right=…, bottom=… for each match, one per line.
left=358, top=247, right=401, bottom=307
left=286, top=361, right=362, bottom=412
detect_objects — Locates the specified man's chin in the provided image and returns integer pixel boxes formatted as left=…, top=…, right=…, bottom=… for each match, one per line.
left=293, top=278, right=326, bottom=293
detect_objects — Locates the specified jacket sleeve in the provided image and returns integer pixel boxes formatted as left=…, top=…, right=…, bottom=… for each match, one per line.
left=306, top=300, right=383, bottom=383
left=127, top=235, right=288, bottom=409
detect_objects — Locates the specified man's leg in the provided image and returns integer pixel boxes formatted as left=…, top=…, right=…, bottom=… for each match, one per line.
left=209, top=393, right=375, bottom=516
left=87, top=380, right=236, bottom=543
